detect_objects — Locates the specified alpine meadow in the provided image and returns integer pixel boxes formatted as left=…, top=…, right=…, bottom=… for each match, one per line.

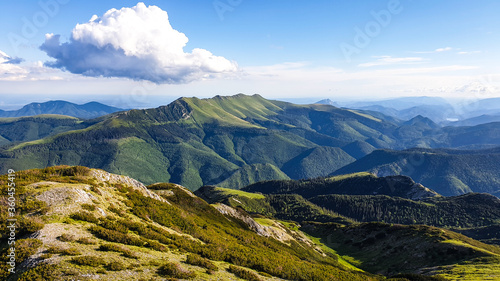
left=2, top=1, right=500, bottom=281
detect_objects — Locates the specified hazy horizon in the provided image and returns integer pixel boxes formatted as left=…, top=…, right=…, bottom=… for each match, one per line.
left=0, top=93, right=494, bottom=112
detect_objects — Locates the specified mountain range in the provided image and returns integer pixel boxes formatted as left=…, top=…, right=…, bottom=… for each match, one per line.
left=0, top=100, right=124, bottom=119
left=344, top=96, right=500, bottom=125
left=1, top=94, right=500, bottom=194
left=334, top=147, right=500, bottom=196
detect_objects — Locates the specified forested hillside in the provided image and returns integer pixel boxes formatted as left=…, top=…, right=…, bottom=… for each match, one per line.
left=334, top=148, right=500, bottom=196
left=1, top=94, right=500, bottom=192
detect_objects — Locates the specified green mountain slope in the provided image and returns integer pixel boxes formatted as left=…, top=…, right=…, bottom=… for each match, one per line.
left=0, top=100, right=124, bottom=119
left=240, top=175, right=500, bottom=245
left=2, top=94, right=500, bottom=191
left=4, top=166, right=500, bottom=280
left=0, top=166, right=377, bottom=281
left=281, top=146, right=355, bottom=179
left=302, top=222, right=500, bottom=277
left=243, top=172, right=440, bottom=200
left=334, top=148, right=500, bottom=196
left=0, top=94, right=402, bottom=190
left=216, top=163, right=290, bottom=189
left=0, top=115, right=89, bottom=146
left=197, top=181, right=500, bottom=279
left=341, top=140, right=377, bottom=159
left=196, top=186, right=354, bottom=225
left=309, top=193, right=500, bottom=229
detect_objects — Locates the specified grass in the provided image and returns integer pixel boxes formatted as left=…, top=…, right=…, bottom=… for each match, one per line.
left=215, top=187, right=265, bottom=199
left=302, top=231, right=364, bottom=272
left=346, top=110, right=382, bottom=122
left=253, top=217, right=275, bottom=227
left=431, top=256, right=500, bottom=281
left=217, top=163, right=290, bottom=189
left=442, top=239, right=500, bottom=256
left=325, top=172, right=375, bottom=182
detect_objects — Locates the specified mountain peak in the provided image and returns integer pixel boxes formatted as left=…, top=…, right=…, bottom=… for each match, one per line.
left=0, top=100, right=123, bottom=119
left=315, top=99, right=339, bottom=107
left=403, top=115, right=440, bottom=128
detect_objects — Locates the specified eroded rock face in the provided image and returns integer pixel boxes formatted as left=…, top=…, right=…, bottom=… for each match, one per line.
left=213, top=203, right=293, bottom=242
left=36, top=185, right=95, bottom=215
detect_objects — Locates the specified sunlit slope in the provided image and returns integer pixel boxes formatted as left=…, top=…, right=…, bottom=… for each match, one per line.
left=0, top=94, right=400, bottom=190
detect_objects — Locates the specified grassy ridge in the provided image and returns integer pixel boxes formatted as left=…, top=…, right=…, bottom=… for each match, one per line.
left=3, top=94, right=500, bottom=194
left=0, top=166, right=378, bottom=281
left=1, top=95, right=398, bottom=190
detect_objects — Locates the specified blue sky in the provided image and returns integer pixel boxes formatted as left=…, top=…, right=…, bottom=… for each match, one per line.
left=0, top=0, right=499, bottom=109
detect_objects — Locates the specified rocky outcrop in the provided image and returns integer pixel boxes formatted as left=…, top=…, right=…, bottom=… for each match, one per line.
left=213, top=203, right=293, bottom=242
left=90, top=169, right=168, bottom=203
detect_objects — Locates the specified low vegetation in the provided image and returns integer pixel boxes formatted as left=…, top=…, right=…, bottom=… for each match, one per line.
left=2, top=166, right=499, bottom=280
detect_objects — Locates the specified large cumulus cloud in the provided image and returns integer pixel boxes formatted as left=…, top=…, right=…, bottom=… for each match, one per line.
left=40, top=2, right=238, bottom=83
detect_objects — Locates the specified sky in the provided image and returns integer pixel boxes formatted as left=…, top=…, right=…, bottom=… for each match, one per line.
left=0, top=0, right=499, bottom=109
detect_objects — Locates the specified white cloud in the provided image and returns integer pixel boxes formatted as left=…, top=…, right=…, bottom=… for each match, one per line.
left=358, top=56, right=425, bottom=67
left=457, top=51, right=481, bottom=55
left=0, top=50, right=63, bottom=81
left=414, top=47, right=453, bottom=54
left=435, top=47, right=452, bottom=52
left=40, top=2, right=238, bottom=83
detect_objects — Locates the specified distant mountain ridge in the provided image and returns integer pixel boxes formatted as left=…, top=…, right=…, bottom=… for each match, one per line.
left=334, top=147, right=500, bottom=196
left=0, top=94, right=406, bottom=189
left=343, top=96, right=500, bottom=125
left=0, top=100, right=124, bottom=119
left=2, top=94, right=500, bottom=192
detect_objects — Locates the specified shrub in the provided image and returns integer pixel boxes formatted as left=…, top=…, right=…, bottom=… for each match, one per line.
left=98, top=243, right=139, bottom=259
left=108, top=204, right=125, bottom=215
left=116, top=184, right=134, bottom=194
left=18, top=264, right=58, bottom=281
left=76, top=237, right=97, bottom=245
left=18, top=216, right=45, bottom=235
left=227, top=265, right=262, bottom=281
left=70, top=211, right=99, bottom=224
left=40, top=253, right=53, bottom=260
left=19, top=197, right=47, bottom=213
left=61, top=247, right=81, bottom=256
left=81, top=204, right=96, bottom=211
left=107, top=261, right=127, bottom=271
left=89, top=225, right=144, bottom=246
left=99, top=243, right=123, bottom=252
left=61, top=166, right=90, bottom=177
left=144, top=240, right=168, bottom=252
left=58, top=233, right=75, bottom=242
left=71, top=256, right=107, bottom=267
left=157, top=262, right=196, bottom=279
left=16, top=238, right=43, bottom=263
left=99, top=218, right=129, bottom=233
left=185, top=254, right=218, bottom=271
left=46, top=246, right=81, bottom=256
